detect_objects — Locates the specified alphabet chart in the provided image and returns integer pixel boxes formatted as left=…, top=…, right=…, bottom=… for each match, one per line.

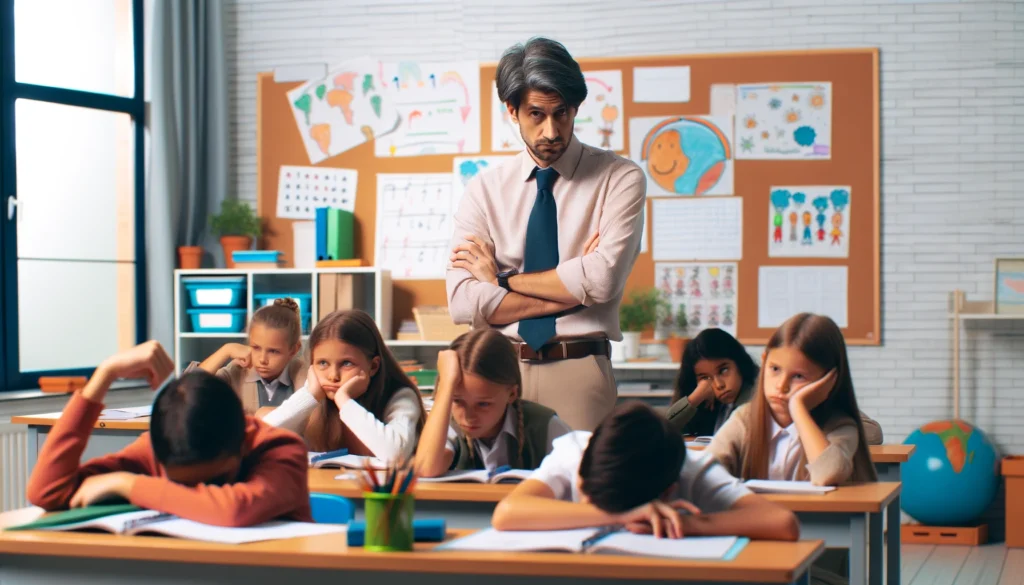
left=276, top=165, right=357, bottom=220
left=375, top=173, right=454, bottom=280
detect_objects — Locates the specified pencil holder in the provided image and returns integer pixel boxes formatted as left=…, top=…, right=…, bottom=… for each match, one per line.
left=363, top=492, right=414, bottom=552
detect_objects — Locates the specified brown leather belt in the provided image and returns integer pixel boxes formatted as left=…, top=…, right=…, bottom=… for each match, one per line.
left=516, top=339, right=611, bottom=362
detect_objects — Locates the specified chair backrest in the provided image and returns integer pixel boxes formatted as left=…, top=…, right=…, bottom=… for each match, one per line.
left=309, top=492, right=354, bottom=524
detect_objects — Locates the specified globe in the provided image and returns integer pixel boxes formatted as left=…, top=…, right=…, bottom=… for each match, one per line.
left=901, top=419, right=999, bottom=526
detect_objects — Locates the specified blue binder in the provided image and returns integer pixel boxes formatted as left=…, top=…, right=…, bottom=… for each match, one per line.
left=315, top=207, right=328, bottom=261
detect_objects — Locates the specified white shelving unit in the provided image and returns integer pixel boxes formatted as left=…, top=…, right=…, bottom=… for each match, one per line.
left=950, top=290, right=1024, bottom=419
left=173, top=267, right=392, bottom=374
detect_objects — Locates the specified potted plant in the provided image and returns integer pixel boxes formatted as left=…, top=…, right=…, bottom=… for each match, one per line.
left=618, top=288, right=666, bottom=361
left=177, top=245, right=203, bottom=269
left=666, top=305, right=689, bottom=364
left=210, top=200, right=262, bottom=268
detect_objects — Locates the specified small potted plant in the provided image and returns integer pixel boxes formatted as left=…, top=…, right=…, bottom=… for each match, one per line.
left=177, top=245, right=203, bottom=269
left=666, top=305, right=689, bottom=364
left=617, top=288, right=666, bottom=361
left=210, top=200, right=262, bottom=268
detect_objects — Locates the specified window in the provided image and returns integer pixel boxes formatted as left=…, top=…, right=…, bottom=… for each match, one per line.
left=0, top=0, right=146, bottom=390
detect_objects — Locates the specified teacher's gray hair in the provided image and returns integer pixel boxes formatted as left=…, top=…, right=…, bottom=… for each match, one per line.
left=495, top=37, right=587, bottom=112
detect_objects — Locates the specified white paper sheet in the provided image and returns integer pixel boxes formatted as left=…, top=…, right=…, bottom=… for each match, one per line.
left=757, top=266, right=848, bottom=328
left=375, top=173, right=454, bottom=280
left=629, top=115, right=734, bottom=196
left=376, top=60, right=481, bottom=157
left=276, top=166, right=357, bottom=220
left=710, top=84, right=736, bottom=117
left=655, top=262, right=738, bottom=337
left=592, top=533, right=740, bottom=559
left=99, top=406, right=152, bottom=420
left=767, top=186, right=851, bottom=259
left=640, top=205, right=648, bottom=253
left=491, top=82, right=524, bottom=152
left=745, top=480, right=836, bottom=495
left=735, top=82, right=832, bottom=159
left=286, top=56, right=400, bottom=164
left=437, top=528, right=597, bottom=553
left=576, top=70, right=624, bottom=151
left=632, top=66, right=691, bottom=103
left=451, top=156, right=513, bottom=227
left=139, top=519, right=346, bottom=544
left=652, top=198, right=742, bottom=261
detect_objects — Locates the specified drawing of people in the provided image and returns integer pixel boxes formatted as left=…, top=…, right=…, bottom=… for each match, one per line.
left=770, top=190, right=791, bottom=245
left=690, top=305, right=702, bottom=328
left=707, top=305, right=720, bottom=327
left=773, top=212, right=784, bottom=243
left=802, top=211, right=813, bottom=245
left=813, top=196, right=829, bottom=242
left=710, top=277, right=720, bottom=298
left=723, top=266, right=735, bottom=298
left=675, top=271, right=685, bottom=297
left=661, top=268, right=672, bottom=296
left=689, top=268, right=702, bottom=298
left=789, top=211, right=799, bottom=242
left=831, top=213, right=843, bottom=245
left=722, top=305, right=735, bottom=327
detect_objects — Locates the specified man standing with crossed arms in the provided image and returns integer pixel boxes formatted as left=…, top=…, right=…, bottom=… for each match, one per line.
left=446, top=37, right=646, bottom=431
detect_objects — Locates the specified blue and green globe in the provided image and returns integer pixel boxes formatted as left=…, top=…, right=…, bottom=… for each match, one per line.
left=901, top=420, right=999, bottom=526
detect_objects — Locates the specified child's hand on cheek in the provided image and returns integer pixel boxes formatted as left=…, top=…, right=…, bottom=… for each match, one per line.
left=306, top=366, right=326, bottom=401
left=791, top=369, right=837, bottom=410
left=333, top=370, right=370, bottom=409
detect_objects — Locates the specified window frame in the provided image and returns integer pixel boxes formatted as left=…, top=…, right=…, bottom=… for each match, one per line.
left=0, top=0, right=147, bottom=391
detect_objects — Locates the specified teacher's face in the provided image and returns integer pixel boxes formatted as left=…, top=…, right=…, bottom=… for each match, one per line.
left=509, top=90, right=576, bottom=165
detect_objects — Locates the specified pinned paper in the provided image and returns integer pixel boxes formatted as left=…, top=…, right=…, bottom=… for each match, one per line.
left=630, top=115, right=734, bottom=197
left=375, top=173, right=454, bottom=280
left=758, top=266, right=848, bottom=328
left=276, top=166, right=357, bottom=220
left=768, top=186, right=850, bottom=258
left=451, top=156, right=512, bottom=224
left=576, top=70, right=624, bottom=151
left=652, top=198, right=742, bottom=261
left=735, top=82, right=832, bottom=159
left=656, top=262, right=738, bottom=337
left=633, top=66, right=691, bottom=103
left=710, top=84, right=736, bottom=117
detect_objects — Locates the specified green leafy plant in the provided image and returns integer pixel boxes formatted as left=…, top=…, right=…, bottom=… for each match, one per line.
left=619, top=288, right=668, bottom=333
left=210, top=200, right=262, bottom=238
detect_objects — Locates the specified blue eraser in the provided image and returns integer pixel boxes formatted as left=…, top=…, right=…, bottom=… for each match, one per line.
left=346, top=518, right=447, bottom=547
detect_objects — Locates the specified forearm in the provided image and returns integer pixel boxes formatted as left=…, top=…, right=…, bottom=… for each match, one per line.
left=197, top=347, right=233, bottom=374
left=685, top=497, right=799, bottom=541
left=508, top=270, right=578, bottom=304
left=666, top=398, right=698, bottom=433
left=492, top=495, right=616, bottom=531
left=81, top=364, right=116, bottom=403
left=790, top=401, right=830, bottom=462
left=416, top=386, right=456, bottom=477
left=488, top=292, right=576, bottom=326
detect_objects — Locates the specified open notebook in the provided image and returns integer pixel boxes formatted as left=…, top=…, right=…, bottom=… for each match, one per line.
left=309, top=453, right=388, bottom=470
left=6, top=505, right=345, bottom=544
left=744, top=480, right=836, bottom=495
left=418, top=468, right=532, bottom=484
left=436, top=527, right=748, bottom=560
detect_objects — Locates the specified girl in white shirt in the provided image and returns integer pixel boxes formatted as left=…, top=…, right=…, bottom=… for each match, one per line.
left=492, top=401, right=799, bottom=541
left=263, top=310, right=425, bottom=462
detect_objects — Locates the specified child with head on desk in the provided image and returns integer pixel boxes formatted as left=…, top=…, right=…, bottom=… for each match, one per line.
left=415, top=329, right=571, bottom=477
left=262, top=309, right=426, bottom=462
left=491, top=401, right=799, bottom=540
left=189, top=298, right=306, bottom=416
left=26, top=341, right=312, bottom=526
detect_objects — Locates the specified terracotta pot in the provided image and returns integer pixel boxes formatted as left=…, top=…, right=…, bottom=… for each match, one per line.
left=666, top=336, right=689, bottom=364
left=220, top=235, right=253, bottom=268
left=177, top=246, right=203, bottom=269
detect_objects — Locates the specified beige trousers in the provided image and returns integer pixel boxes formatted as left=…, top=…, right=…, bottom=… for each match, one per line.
left=518, top=355, right=618, bottom=431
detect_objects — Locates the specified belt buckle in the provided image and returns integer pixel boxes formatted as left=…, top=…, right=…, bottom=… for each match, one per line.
left=518, top=343, right=533, bottom=362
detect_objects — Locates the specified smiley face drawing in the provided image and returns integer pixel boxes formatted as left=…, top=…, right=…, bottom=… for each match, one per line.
left=640, top=117, right=731, bottom=195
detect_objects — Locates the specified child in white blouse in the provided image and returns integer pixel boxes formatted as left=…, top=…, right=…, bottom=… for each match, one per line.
left=263, top=310, right=425, bottom=462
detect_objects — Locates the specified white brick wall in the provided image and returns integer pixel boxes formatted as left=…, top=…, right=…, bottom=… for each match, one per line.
left=226, top=0, right=1024, bottom=452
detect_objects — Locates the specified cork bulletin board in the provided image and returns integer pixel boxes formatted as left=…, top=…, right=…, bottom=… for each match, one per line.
left=257, top=48, right=879, bottom=345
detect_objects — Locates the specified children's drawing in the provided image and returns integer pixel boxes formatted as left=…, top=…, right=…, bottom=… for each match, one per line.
left=767, top=186, right=851, bottom=258
left=276, top=166, right=357, bottom=220
left=575, top=70, right=624, bottom=151
left=629, top=116, right=734, bottom=197
left=654, top=262, right=738, bottom=337
left=735, top=83, right=831, bottom=160
left=451, top=156, right=513, bottom=229
left=491, top=83, right=524, bottom=152
left=286, top=56, right=399, bottom=164
left=375, top=60, right=481, bottom=157
left=375, top=173, right=455, bottom=280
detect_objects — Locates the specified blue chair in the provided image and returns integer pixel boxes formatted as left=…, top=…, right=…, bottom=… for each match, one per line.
left=309, top=493, right=355, bottom=524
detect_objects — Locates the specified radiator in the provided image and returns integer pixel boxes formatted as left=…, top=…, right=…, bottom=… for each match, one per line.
left=0, top=424, right=28, bottom=512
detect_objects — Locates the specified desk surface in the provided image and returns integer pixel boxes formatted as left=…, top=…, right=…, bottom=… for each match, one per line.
left=310, top=471, right=900, bottom=514
left=0, top=508, right=823, bottom=583
left=686, top=442, right=915, bottom=463
left=11, top=414, right=150, bottom=431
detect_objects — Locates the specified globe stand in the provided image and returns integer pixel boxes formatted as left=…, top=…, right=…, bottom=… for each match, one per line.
left=900, top=523, right=988, bottom=546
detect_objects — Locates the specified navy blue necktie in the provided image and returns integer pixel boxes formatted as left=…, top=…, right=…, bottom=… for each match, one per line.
left=519, top=167, right=559, bottom=351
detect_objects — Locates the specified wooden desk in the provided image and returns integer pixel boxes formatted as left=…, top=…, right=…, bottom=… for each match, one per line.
left=0, top=509, right=824, bottom=585
left=11, top=413, right=149, bottom=471
left=685, top=443, right=915, bottom=482
left=309, top=471, right=899, bottom=585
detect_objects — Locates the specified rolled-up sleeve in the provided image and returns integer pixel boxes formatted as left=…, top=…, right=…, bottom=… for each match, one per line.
left=555, top=165, right=646, bottom=306
left=446, top=179, right=508, bottom=326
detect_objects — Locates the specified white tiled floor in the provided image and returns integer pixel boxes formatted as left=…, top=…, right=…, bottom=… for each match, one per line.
left=902, top=544, right=1023, bottom=585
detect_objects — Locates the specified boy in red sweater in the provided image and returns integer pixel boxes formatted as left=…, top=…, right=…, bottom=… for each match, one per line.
left=26, top=341, right=312, bottom=526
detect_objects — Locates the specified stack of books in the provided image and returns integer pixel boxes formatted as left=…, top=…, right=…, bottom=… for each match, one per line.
left=232, top=250, right=282, bottom=269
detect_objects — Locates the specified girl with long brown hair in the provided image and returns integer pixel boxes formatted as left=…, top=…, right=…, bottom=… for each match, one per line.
left=415, top=329, right=571, bottom=477
left=263, top=310, right=425, bottom=461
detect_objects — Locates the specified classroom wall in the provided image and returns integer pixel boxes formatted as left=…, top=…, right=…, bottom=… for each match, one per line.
left=225, top=0, right=1024, bottom=449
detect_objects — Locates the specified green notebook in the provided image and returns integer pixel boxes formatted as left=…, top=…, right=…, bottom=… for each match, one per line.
left=7, top=504, right=143, bottom=531
left=327, top=207, right=341, bottom=260
left=326, top=208, right=354, bottom=260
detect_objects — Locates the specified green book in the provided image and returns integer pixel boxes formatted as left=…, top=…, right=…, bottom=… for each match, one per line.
left=6, top=504, right=144, bottom=531
left=336, top=208, right=354, bottom=260
left=327, top=207, right=341, bottom=260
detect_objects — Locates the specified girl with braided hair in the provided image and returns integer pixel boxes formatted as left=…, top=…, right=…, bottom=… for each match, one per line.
left=416, top=329, right=571, bottom=477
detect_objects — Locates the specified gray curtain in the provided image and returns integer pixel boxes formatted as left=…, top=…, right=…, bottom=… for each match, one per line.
left=147, top=0, right=229, bottom=348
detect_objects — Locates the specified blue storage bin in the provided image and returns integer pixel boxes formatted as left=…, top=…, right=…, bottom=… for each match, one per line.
left=183, top=277, right=246, bottom=308
left=253, top=293, right=312, bottom=316
left=233, top=250, right=282, bottom=264
left=186, top=308, right=247, bottom=333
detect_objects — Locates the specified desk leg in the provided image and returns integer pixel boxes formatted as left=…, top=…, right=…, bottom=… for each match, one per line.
left=886, top=494, right=901, bottom=585
left=791, top=569, right=811, bottom=585
left=850, top=513, right=867, bottom=585
left=875, top=462, right=900, bottom=483
left=868, top=511, right=883, bottom=585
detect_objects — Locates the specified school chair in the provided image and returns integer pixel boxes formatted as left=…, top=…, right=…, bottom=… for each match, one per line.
left=309, top=493, right=355, bottom=524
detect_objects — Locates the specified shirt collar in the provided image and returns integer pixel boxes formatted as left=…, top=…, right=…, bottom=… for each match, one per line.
left=770, top=416, right=796, bottom=440
left=245, top=363, right=293, bottom=387
left=517, top=134, right=585, bottom=183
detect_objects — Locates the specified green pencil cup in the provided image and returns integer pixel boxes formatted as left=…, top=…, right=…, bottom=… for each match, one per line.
left=363, top=492, right=414, bottom=552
